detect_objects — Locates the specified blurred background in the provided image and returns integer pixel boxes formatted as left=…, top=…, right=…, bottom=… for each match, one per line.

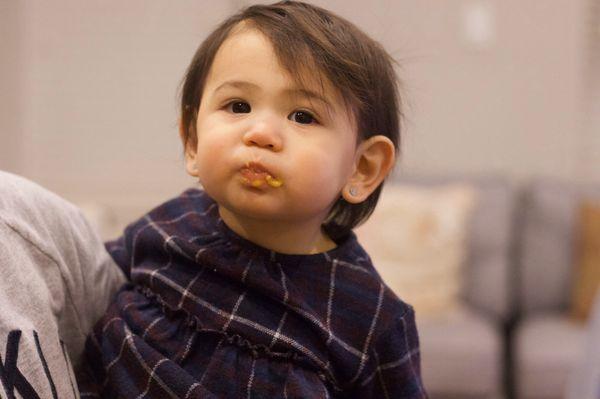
left=1, top=1, right=599, bottom=398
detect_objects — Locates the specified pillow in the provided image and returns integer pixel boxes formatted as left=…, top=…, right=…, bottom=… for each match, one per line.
left=354, top=183, right=477, bottom=319
left=570, top=200, right=600, bottom=322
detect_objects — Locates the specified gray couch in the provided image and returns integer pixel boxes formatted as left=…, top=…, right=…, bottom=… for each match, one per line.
left=513, top=178, right=600, bottom=399
left=395, top=174, right=517, bottom=399
left=394, top=175, right=599, bottom=399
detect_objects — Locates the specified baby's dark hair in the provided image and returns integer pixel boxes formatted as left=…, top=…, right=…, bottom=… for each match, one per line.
left=178, top=1, right=402, bottom=241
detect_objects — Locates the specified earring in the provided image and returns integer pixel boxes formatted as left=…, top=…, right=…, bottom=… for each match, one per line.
left=349, top=186, right=358, bottom=196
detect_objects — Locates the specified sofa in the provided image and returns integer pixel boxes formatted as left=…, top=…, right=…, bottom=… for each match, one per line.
left=512, top=178, right=600, bottom=399
left=354, top=173, right=600, bottom=399
left=387, top=174, right=517, bottom=399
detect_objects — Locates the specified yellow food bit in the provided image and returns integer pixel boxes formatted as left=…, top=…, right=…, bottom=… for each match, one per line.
left=265, top=175, right=283, bottom=188
left=251, top=179, right=264, bottom=187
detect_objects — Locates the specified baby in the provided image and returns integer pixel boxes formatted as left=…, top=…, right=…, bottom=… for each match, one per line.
left=1, top=1, right=427, bottom=398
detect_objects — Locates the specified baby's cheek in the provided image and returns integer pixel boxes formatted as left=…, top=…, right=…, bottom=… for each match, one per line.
left=197, top=139, right=227, bottom=169
left=291, top=163, right=343, bottom=202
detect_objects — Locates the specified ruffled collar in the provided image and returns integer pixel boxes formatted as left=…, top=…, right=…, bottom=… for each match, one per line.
left=197, top=188, right=363, bottom=268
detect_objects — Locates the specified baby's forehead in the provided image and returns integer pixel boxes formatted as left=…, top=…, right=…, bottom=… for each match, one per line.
left=208, top=23, right=357, bottom=122
left=224, top=25, right=343, bottom=95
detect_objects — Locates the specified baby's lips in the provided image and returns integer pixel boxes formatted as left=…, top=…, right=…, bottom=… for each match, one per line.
left=240, top=164, right=284, bottom=188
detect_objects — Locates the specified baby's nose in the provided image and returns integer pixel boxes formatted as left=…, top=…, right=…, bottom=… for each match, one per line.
left=242, top=119, right=283, bottom=151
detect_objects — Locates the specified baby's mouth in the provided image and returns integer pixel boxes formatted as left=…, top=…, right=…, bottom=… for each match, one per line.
left=240, top=162, right=284, bottom=188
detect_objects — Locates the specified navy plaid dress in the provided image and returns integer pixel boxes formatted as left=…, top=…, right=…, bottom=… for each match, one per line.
left=76, top=188, right=427, bottom=398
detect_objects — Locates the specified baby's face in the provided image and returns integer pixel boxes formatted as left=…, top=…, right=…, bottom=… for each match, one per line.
left=185, top=26, right=358, bottom=226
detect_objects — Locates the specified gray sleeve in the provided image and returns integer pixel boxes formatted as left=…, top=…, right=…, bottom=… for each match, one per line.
left=0, top=171, right=126, bottom=397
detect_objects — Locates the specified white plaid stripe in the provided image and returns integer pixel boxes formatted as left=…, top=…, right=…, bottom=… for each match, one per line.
left=241, top=258, right=252, bottom=283
left=177, top=330, right=197, bottom=364
left=222, top=291, right=247, bottom=332
left=335, top=259, right=370, bottom=274
left=275, top=261, right=289, bottom=303
left=102, top=317, right=124, bottom=333
left=105, top=331, right=129, bottom=373
left=194, top=247, right=207, bottom=263
left=122, top=324, right=180, bottom=398
left=286, top=303, right=363, bottom=358
left=402, top=314, right=426, bottom=397
left=178, top=272, right=202, bottom=309
left=131, top=205, right=217, bottom=267
left=359, top=348, right=421, bottom=387
left=122, top=301, right=139, bottom=313
left=136, top=358, right=169, bottom=399
left=198, top=335, right=226, bottom=387
left=246, top=357, right=257, bottom=399
left=324, top=253, right=369, bottom=274
left=102, top=317, right=127, bottom=388
left=373, top=351, right=390, bottom=399
left=222, top=259, right=253, bottom=331
left=142, top=316, right=164, bottom=339
left=148, top=239, right=175, bottom=287
left=322, top=380, right=331, bottom=399
left=143, top=216, right=194, bottom=262
left=349, top=282, right=385, bottom=384
left=264, top=260, right=292, bottom=347
left=269, top=311, right=288, bottom=348
left=189, top=231, right=219, bottom=243
left=326, top=259, right=337, bottom=345
left=184, top=383, right=201, bottom=399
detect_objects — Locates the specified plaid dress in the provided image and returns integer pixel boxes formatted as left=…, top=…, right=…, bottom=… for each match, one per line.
left=76, top=188, right=427, bottom=398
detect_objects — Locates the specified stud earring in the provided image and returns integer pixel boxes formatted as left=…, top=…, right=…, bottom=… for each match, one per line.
left=349, top=186, right=358, bottom=196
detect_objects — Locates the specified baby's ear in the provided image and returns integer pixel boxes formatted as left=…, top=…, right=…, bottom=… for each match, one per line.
left=342, top=135, right=395, bottom=204
left=184, top=146, right=199, bottom=177
left=180, top=119, right=199, bottom=177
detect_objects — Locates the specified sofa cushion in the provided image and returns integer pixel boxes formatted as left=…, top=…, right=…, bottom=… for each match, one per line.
left=417, top=305, right=503, bottom=396
left=354, top=183, right=477, bottom=318
left=565, top=291, right=600, bottom=399
left=519, top=178, right=600, bottom=315
left=391, top=174, right=516, bottom=322
left=515, top=313, right=586, bottom=399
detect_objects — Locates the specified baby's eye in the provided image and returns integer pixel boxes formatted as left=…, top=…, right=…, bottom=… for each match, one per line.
left=289, top=110, right=317, bottom=125
left=227, top=101, right=251, bottom=113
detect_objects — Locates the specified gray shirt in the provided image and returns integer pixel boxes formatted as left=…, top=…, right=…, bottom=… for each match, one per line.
left=0, top=171, right=126, bottom=398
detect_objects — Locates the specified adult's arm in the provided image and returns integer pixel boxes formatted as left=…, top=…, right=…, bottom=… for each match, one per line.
left=0, top=171, right=126, bottom=397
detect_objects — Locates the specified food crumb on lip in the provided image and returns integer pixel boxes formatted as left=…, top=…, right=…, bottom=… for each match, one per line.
left=241, top=161, right=284, bottom=188
left=265, top=175, right=283, bottom=187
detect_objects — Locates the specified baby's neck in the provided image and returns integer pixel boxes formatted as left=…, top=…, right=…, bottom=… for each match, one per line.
left=218, top=205, right=337, bottom=255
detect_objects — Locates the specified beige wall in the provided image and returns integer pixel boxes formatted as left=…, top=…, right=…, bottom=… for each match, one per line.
left=1, top=1, right=234, bottom=208
left=0, top=1, right=23, bottom=172
left=311, top=0, right=592, bottom=184
left=1, top=0, right=597, bottom=210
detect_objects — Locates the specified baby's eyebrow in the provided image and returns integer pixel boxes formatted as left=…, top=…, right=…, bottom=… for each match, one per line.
left=213, top=80, right=333, bottom=112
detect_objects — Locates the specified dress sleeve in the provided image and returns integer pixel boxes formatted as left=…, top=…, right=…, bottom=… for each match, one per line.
left=104, top=232, right=131, bottom=278
left=352, top=305, right=428, bottom=398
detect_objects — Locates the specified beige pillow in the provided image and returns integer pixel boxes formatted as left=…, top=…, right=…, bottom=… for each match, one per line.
left=354, top=183, right=477, bottom=318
